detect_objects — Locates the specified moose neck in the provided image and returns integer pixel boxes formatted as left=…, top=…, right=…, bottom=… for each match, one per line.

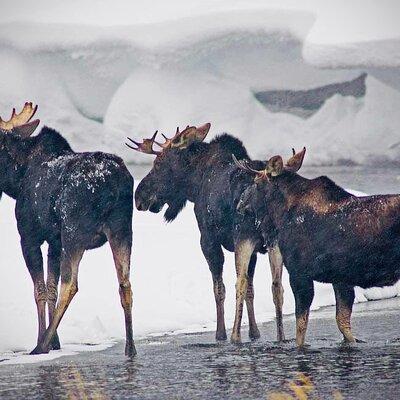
left=1, top=127, right=74, bottom=199
left=1, top=160, right=26, bottom=199
left=264, top=172, right=309, bottom=226
left=265, top=171, right=353, bottom=227
left=184, top=140, right=239, bottom=203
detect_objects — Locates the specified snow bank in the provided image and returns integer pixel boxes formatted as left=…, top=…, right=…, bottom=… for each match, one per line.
left=0, top=1, right=399, bottom=165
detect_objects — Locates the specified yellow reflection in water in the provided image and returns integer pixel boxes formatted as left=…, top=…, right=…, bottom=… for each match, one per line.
left=267, top=373, right=343, bottom=400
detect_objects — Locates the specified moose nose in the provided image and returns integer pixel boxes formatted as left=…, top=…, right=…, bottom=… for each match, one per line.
left=136, top=199, right=145, bottom=211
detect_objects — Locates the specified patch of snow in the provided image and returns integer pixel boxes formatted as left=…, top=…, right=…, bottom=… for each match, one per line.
left=1, top=341, right=115, bottom=365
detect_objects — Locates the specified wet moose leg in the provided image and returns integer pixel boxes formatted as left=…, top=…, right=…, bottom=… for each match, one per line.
left=290, top=275, right=314, bottom=347
left=201, top=235, right=227, bottom=341
left=268, top=244, right=285, bottom=342
left=333, top=283, right=356, bottom=343
left=31, top=245, right=84, bottom=354
left=21, top=239, right=47, bottom=347
left=245, top=253, right=260, bottom=340
left=106, top=228, right=136, bottom=357
left=47, top=243, right=61, bottom=350
left=231, top=239, right=256, bottom=344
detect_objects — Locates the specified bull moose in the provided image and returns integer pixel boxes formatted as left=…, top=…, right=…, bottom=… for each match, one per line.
left=130, top=124, right=285, bottom=343
left=0, top=103, right=135, bottom=356
left=233, top=148, right=400, bottom=346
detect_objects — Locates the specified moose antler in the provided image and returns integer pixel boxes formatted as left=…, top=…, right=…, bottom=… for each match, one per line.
left=155, top=125, right=198, bottom=150
left=127, top=123, right=211, bottom=155
left=126, top=131, right=161, bottom=155
left=232, top=154, right=269, bottom=180
left=0, top=102, right=40, bottom=137
left=155, top=123, right=211, bottom=150
left=154, top=126, right=183, bottom=149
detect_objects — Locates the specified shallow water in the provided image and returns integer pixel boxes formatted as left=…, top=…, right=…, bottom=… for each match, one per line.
left=1, top=298, right=400, bottom=399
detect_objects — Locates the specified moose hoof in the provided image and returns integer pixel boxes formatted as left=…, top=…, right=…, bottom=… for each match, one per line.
left=50, top=335, right=61, bottom=351
left=230, top=334, right=242, bottom=344
left=215, top=331, right=227, bottom=341
left=249, top=327, right=261, bottom=341
left=30, top=345, right=49, bottom=355
left=125, top=342, right=137, bottom=358
left=277, top=334, right=286, bottom=343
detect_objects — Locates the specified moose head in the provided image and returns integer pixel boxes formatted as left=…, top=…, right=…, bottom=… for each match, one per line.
left=233, top=147, right=306, bottom=219
left=0, top=102, right=40, bottom=198
left=129, top=123, right=211, bottom=222
left=233, top=147, right=306, bottom=182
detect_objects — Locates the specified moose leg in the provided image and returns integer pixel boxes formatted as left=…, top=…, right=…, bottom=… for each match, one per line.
left=268, top=244, right=285, bottom=342
left=21, top=240, right=47, bottom=346
left=31, top=246, right=84, bottom=354
left=47, top=243, right=61, bottom=350
left=245, top=253, right=260, bottom=340
left=290, top=275, right=314, bottom=347
left=231, top=239, right=256, bottom=344
left=333, top=283, right=356, bottom=343
left=106, top=229, right=136, bottom=358
left=201, top=236, right=226, bottom=340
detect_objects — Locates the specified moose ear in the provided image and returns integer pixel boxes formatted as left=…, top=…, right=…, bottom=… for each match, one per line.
left=285, top=147, right=306, bottom=172
left=176, top=123, right=210, bottom=149
left=13, top=119, right=40, bottom=138
left=194, top=123, right=211, bottom=142
left=266, top=155, right=284, bottom=176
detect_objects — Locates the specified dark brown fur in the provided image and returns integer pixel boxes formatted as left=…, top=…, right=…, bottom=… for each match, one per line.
left=245, top=169, right=400, bottom=345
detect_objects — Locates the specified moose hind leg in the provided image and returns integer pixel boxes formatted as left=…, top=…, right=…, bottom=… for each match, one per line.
left=290, top=275, right=314, bottom=347
left=231, top=239, right=256, bottom=344
left=268, top=245, right=285, bottom=342
left=106, top=229, right=136, bottom=357
left=31, top=246, right=84, bottom=354
left=21, top=240, right=47, bottom=346
left=245, top=253, right=260, bottom=340
left=47, top=243, right=61, bottom=350
left=333, top=283, right=356, bottom=343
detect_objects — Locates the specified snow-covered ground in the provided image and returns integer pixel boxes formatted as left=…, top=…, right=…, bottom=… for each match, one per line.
left=1, top=0, right=400, bottom=363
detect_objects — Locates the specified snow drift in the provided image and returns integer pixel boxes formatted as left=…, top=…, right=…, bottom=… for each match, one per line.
left=0, top=1, right=399, bottom=165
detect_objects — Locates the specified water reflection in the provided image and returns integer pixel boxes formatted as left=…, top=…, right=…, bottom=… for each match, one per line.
left=3, top=299, right=400, bottom=399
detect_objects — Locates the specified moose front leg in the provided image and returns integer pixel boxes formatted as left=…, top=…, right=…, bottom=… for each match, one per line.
left=268, top=244, right=285, bottom=342
left=231, top=239, right=255, bottom=344
left=290, top=275, right=314, bottom=347
left=31, top=246, right=84, bottom=355
left=333, top=283, right=356, bottom=343
left=201, top=236, right=227, bottom=341
left=21, top=240, right=47, bottom=347
left=47, top=243, right=61, bottom=350
left=246, top=254, right=260, bottom=340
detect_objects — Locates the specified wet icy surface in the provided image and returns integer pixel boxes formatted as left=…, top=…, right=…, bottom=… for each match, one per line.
left=1, top=297, right=400, bottom=399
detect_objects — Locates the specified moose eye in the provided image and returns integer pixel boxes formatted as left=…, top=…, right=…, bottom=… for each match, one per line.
left=153, top=160, right=161, bottom=171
